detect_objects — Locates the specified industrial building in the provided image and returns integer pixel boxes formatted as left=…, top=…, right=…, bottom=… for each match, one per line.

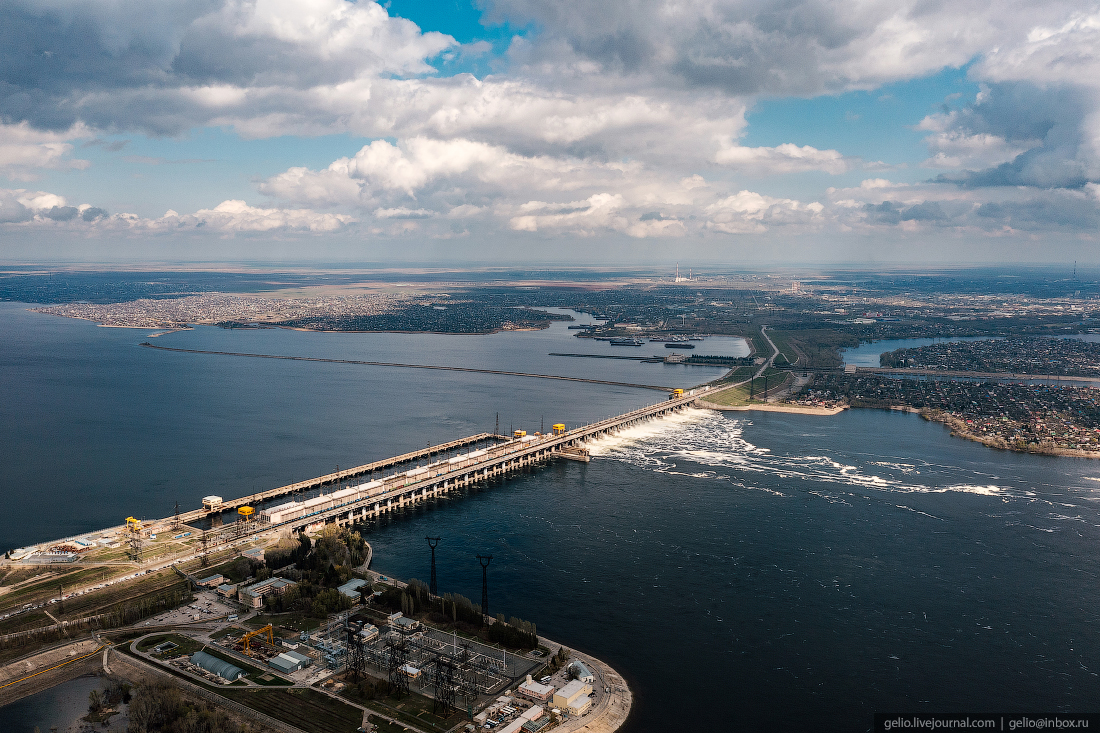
left=216, top=583, right=237, bottom=598
left=553, top=679, right=592, bottom=716
left=238, top=576, right=297, bottom=608
left=568, top=660, right=594, bottom=683
left=337, top=578, right=368, bottom=599
left=191, top=650, right=245, bottom=681
left=269, top=650, right=312, bottom=674
left=496, top=706, right=548, bottom=733
left=197, top=574, right=226, bottom=588
left=518, top=676, right=555, bottom=702
left=393, top=615, right=419, bottom=631
left=259, top=481, right=386, bottom=525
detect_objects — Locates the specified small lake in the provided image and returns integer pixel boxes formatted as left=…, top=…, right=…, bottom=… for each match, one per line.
left=0, top=674, right=105, bottom=732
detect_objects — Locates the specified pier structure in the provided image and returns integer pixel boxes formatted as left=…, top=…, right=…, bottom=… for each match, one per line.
left=200, top=389, right=705, bottom=540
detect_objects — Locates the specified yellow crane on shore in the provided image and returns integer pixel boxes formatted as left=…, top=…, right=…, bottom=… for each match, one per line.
left=242, top=624, right=273, bottom=656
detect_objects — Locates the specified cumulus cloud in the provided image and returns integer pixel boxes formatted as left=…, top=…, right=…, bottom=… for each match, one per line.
left=0, top=189, right=352, bottom=233
left=0, top=0, right=455, bottom=135
left=705, top=191, right=825, bottom=234
left=489, top=0, right=1089, bottom=95
left=0, top=123, right=90, bottom=180
left=715, top=141, right=854, bottom=174
left=920, top=83, right=1098, bottom=189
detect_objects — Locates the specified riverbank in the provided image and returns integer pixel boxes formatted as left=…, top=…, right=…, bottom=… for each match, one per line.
left=697, top=399, right=847, bottom=416
left=929, top=411, right=1100, bottom=459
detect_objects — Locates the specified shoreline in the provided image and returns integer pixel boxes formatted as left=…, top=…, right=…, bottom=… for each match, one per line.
left=697, top=399, right=847, bottom=416
left=929, top=412, right=1100, bottom=459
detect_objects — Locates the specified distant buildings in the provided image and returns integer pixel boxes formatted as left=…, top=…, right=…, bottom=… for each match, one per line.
left=238, top=577, right=297, bottom=608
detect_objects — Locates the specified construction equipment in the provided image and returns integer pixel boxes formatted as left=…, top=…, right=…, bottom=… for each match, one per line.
left=126, top=517, right=144, bottom=563
left=242, top=624, right=274, bottom=656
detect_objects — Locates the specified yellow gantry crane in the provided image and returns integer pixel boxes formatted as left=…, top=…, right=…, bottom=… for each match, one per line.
left=242, top=624, right=273, bottom=656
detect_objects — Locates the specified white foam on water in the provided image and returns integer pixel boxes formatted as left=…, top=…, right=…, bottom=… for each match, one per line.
left=587, top=408, right=1049, bottom=503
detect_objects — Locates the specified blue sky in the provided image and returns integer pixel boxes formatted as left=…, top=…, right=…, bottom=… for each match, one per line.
left=1, top=0, right=1098, bottom=264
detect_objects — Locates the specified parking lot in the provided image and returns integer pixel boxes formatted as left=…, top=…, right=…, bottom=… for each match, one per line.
left=140, top=589, right=240, bottom=627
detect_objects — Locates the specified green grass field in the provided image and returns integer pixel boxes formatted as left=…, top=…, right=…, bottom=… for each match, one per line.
left=706, top=368, right=793, bottom=405
left=766, top=330, right=800, bottom=366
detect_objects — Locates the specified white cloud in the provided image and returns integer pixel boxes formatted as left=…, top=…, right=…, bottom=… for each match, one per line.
left=705, top=191, right=825, bottom=234
left=0, top=123, right=90, bottom=180
left=978, top=11, right=1100, bottom=87
left=715, top=140, right=853, bottom=174
left=0, top=189, right=353, bottom=233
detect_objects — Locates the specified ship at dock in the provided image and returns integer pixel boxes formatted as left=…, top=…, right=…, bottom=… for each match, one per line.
left=610, top=337, right=644, bottom=346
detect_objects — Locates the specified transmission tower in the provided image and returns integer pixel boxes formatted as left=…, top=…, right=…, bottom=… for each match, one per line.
left=426, top=537, right=441, bottom=597
left=494, top=413, right=499, bottom=437
left=477, top=555, right=492, bottom=623
left=345, top=620, right=366, bottom=680
left=172, top=501, right=181, bottom=531
left=386, top=632, right=410, bottom=698
left=200, top=529, right=210, bottom=567
left=432, top=652, right=457, bottom=717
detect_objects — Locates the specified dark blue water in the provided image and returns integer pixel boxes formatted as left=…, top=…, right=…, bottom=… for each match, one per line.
left=0, top=303, right=739, bottom=548
left=0, top=674, right=104, bottom=732
left=4, top=303, right=1100, bottom=731
left=363, top=409, right=1100, bottom=731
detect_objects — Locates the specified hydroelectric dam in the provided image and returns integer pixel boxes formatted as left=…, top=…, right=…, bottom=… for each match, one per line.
left=189, top=387, right=708, bottom=549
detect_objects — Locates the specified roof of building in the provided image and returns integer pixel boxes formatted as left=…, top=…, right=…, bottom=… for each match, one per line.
left=569, top=661, right=592, bottom=679
left=216, top=583, right=236, bottom=593
left=269, top=656, right=298, bottom=674
left=556, top=680, right=589, bottom=700
left=240, top=576, right=296, bottom=596
left=191, top=650, right=244, bottom=680
left=198, top=574, right=224, bottom=585
left=283, top=650, right=312, bottom=664
left=394, top=616, right=418, bottom=627
left=519, top=680, right=554, bottom=697
left=337, top=578, right=368, bottom=597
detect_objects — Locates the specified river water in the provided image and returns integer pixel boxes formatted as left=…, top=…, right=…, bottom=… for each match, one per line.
left=3, top=303, right=1100, bottom=731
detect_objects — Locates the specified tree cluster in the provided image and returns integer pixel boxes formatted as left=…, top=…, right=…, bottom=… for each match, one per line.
left=487, top=614, right=538, bottom=650
left=123, top=680, right=260, bottom=733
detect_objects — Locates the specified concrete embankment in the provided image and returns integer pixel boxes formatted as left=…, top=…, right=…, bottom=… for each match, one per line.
left=0, top=637, right=103, bottom=708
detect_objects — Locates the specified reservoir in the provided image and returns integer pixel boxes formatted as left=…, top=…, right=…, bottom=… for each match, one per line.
left=3, top=302, right=1100, bottom=730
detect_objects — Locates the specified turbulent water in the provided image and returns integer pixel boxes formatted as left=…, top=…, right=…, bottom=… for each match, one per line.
left=3, top=302, right=1100, bottom=731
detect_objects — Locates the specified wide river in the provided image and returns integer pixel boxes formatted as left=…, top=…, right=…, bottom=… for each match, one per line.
left=3, top=303, right=1100, bottom=731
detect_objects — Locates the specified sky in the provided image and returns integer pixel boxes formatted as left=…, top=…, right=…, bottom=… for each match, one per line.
left=1, top=0, right=1099, bottom=265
